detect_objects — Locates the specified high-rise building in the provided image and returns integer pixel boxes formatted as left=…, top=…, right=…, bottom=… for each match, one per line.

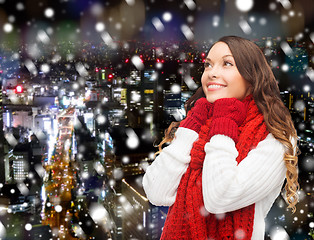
left=0, top=76, right=5, bottom=183
left=120, top=177, right=167, bottom=240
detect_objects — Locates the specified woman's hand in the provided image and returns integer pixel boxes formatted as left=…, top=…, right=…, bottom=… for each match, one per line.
left=207, top=98, right=248, bottom=142
left=179, top=97, right=213, bottom=133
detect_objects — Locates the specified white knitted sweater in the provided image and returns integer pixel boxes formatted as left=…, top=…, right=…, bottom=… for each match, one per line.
left=143, top=127, right=288, bottom=239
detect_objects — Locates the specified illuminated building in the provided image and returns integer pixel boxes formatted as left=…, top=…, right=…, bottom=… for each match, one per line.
left=10, top=151, right=29, bottom=182
left=120, top=177, right=167, bottom=240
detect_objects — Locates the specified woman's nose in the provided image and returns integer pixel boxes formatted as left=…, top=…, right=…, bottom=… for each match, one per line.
left=208, top=65, right=220, bottom=79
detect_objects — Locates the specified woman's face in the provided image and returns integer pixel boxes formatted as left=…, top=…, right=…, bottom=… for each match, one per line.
left=201, top=41, right=251, bottom=103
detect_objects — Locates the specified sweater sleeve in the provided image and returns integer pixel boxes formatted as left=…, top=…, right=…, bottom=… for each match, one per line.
left=142, top=127, right=198, bottom=206
left=202, top=133, right=287, bottom=214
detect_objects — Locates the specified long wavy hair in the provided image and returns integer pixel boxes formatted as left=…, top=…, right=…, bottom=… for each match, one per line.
left=156, top=36, right=299, bottom=213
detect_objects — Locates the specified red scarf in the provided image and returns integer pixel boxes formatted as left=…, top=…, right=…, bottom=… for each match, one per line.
left=161, top=97, right=269, bottom=240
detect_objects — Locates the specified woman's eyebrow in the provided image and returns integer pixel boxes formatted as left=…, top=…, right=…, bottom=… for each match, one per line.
left=206, top=54, right=233, bottom=62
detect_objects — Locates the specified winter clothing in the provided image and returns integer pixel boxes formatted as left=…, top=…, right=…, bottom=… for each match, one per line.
left=180, top=97, right=213, bottom=133
left=143, top=96, right=287, bottom=239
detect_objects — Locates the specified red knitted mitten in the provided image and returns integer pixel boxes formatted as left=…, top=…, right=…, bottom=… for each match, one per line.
left=180, top=97, right=213, bottom=133
left=208, top=98, right=248, bottom=143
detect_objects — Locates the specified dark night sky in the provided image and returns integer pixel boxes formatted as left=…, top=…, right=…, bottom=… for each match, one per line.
left=0, top=0, right=313, bottom=43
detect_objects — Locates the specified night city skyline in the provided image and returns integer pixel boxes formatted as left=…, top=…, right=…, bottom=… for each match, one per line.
left=0, top=0, right=314, bottom=239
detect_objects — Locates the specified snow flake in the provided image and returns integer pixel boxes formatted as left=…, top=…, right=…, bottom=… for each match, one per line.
left=259, top=17, right=267, bottom=25
left=145, top=113, right=153, bottom=124
left=281, top=15, right=289, bottom=22
left=302, top=156, right=314, bottom=171
left=44, top=8, right=55, bottom=18
left=96, top=115, right=106, bottom=125
left=137, top=224, right=143, bottom=230
left=16, top=2, right=25, bottom=11
left=235, top=0, right=254, bottom=12
left=281, top=63, right=289, bottom=72
left=156, top=62, right=163, bottom=69
left=37, top=30, right=50, bottom=44
left=269, top=225, right=289, bottom=240
left=4, top=133, right=18, bottom=147
left=212, top=15, right=220, bottom=27
left=125, top=0, right=135, bottom=6
left=278, top=0, right=292, bottom=9
left=3, top=23, right=13, bottom=33
left=162, top=12, right=172, bottom=22
left=8, top=15, right=15, bottom=23
left=72, top=224, right=85, bottom=238
left=25, top=223, right=32, bottom=231
left=184, top=16, right=193, bottom=24
left=126, top=128, right=140, bottom=149
left=269, top=2, right=277, bottom=11
left=95, top=22, right=105, bottom=32
left=199, top=206, right=209, bottom=217
left=101, top=31, right=117, bottom=49
left=184, top=0, right=196, bottom=10
left=75, top=62, right=89, bottom=77
left=303, top=85, right=311, bottom=92
left=115, top=22, right=122, bottom=30
left=280, top=41, right=293, bottom=56
left=131, top=55, right=144, bottom=70
left=171, top=84, right=181, bottom=94
left=181, top=24, right=194, bottom=41
left=122, top=156, right=130, bottom=164
left=90, top=3, right=103, bottom=16
left=234, top=228, right=246, bottom=239
left=51, top=54, right=61, bottom=63
left=82, top=172, right=89, bottom=179
left=239, top=19, right=252, bottom=34
left=113, top=168, right=123, bottom=180
left=309, top=222, right=314, bottom=228
left=0, top=221, right=5, bottom=238
left=55, top=205, right=62, bottom=212
left=152, top=17, right=165, bottom=32
left=140, top=161, right=149, bottom=171
left=306, top=67, right=314, bottom=82
left=215, top=213, right=226, bottom=220
left=40, top=63, right=50, bottom=73
left=184, top=75, right=197, bottom=90
left=294, top=100, right=305, bottom=111
left=119, top=196, right=133, bottom=213
left=17, top=182, right=29, bottom=196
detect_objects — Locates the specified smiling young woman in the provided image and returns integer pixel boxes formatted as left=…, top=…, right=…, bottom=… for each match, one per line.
left=142, top=36, right=299, bottom=240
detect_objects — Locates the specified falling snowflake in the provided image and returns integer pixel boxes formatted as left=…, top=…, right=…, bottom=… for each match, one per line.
left=162, top=12, right=172, bottom=22
left=25, top=223, right=32, bottom=231
left=37, top=30, right=50, bottom=44
left=171, top=84, right=181, bottom=94
left=184, top=0, right=196, bottom=10
left=181, top=24, right=194, bottom=41
left=55, top=205, right=62, bottom=212
left=40, top=63, right=50, bottom=73
left=235, top=0, right=254, bottom=12
left=239, top=19, right=252, bottom=34
left=44, top=8, right=54, bottom=18
left=152, top=17, right=165, bottom=32
left=234, top=228, right=246, bottom=239
left=3, top=23, right=13, bottom=33
left=113, top=168, right=123, bottom=180
left=269, top=225, right=290, bottom=240
left=131, top=55, right=144, bottom=70
left=95, top=22, right=105, bottom=32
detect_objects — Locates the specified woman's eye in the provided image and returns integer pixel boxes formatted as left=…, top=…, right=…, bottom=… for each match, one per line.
left=204, top=62, right=211, bottom=68
left=224, top=61, right=233, bottom=66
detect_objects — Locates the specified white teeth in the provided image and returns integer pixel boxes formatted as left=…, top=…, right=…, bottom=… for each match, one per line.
left=208, top=84, right=225, bottom=89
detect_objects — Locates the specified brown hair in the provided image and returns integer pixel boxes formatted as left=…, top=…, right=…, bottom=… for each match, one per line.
left=156, top=36, right=299, bottom=213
